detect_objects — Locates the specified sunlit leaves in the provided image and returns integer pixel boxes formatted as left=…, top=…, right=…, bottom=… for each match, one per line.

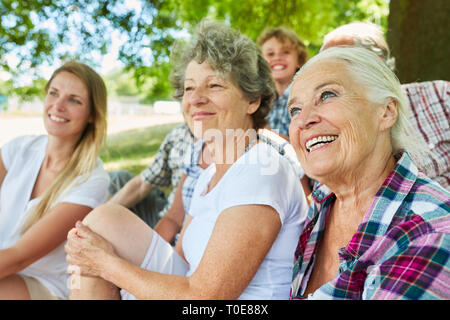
left=0, top=0, right=388, bottom=100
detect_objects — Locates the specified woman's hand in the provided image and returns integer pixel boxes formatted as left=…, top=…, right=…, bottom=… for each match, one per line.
left=65, top=221, right=116, bottom=278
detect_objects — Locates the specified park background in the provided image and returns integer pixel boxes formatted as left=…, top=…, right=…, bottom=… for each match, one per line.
left=0, top=0, right=449, bottom=174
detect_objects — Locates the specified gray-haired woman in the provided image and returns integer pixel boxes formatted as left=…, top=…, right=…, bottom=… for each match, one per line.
left=65, top=20, right=308, bottom=300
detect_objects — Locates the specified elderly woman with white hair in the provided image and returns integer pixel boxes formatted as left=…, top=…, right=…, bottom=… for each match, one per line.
left=288, top=46, right=450, bottom=300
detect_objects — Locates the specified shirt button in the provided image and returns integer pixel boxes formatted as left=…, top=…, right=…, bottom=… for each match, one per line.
left=428, top=143, right=435, bottom=149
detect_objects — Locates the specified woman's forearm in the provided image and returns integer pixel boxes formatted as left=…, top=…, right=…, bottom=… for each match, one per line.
left=0, top=247, right=28, bottom=280
left=100, top=252, right=195, bottom=300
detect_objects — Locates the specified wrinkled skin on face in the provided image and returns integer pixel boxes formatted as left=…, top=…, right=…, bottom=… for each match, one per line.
left=288, top=59, right=397, bottom=188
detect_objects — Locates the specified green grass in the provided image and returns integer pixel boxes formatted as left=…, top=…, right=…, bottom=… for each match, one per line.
left=100, top=122, right=180, bottom=175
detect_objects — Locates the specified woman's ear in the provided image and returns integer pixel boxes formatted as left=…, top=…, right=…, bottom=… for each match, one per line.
left=87, top=112, right=94, bottom=124
left=247, top=96, right=261, bottom=115
left=380, top=98, right=398, bottom=131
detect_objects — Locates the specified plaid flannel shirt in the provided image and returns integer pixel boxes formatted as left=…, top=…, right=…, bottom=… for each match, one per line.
left=140, top=123, right=194, bottom=216
left=291, top=152, right=450, bottom=300
left=403, top=80, right=449, bottom=191
left=268, top=87, right=291, bottom=137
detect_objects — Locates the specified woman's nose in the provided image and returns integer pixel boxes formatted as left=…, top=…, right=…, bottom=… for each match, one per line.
left=296, top=105, right=320, bottom=130
left=188, top=87, right=208, bottom=106
left=53, top=96, right=66, bottom=111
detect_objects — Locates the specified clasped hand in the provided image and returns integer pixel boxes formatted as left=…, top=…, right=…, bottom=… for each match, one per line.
left=65, top=221, right=115, bottom=278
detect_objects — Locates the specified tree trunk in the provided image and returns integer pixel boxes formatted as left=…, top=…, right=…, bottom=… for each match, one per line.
left=387, top=0, right=450, bottom=83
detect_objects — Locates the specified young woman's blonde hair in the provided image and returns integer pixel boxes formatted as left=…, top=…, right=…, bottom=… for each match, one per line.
left=21, top=61, right=107, bottom=233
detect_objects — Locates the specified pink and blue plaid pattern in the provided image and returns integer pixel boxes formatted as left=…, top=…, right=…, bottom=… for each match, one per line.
left=291, top=152, right=450, bottom=300
left=403, top=80, right=449, bottom=191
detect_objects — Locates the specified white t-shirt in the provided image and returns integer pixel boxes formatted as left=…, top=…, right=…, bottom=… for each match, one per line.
left=0, top=135, right=110, bottom=299
left=183, top=142, right=308, bottom=299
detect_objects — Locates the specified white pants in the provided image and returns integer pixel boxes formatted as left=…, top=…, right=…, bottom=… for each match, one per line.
left=120, top=233, right=189, bottom=300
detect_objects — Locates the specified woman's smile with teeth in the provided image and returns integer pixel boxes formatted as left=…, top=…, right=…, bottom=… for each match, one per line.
left=49, top=115, right=68, bottom=123
left=305, top=135, right=338, bottom=152
left=272, top=65, right=285, bottom=70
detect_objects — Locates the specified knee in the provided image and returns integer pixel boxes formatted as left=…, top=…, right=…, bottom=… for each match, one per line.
left=82, top=203, right=125, bottom=235
left=81, top=203, right=153, bottom=266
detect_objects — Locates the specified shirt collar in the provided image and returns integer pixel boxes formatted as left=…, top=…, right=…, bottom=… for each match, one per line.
left=310, top=152, right=419, bottom=258
left=292, top=152, right=421, bottom=299
left=351, top=152, right=418, bottom=253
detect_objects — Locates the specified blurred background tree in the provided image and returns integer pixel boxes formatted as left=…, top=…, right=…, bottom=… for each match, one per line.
left=387, top=0, right=450, bottom=83
left=3, top=0, right=447, bottom=103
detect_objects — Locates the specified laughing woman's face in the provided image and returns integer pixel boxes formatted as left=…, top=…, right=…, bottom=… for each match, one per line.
left=288, top=59, right=387, bottom=183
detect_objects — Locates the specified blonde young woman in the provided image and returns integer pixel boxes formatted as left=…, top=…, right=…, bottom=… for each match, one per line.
left=0, top=61, right=110, bottom=300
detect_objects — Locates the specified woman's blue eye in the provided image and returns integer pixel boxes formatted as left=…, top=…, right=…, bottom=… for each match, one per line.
left=320, top=90, right=337, bottom=101
left=289, top=107, right=302, bottom=118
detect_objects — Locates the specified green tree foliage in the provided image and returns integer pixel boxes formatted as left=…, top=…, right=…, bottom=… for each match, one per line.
left=0, top=0, right=388, bottom=100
